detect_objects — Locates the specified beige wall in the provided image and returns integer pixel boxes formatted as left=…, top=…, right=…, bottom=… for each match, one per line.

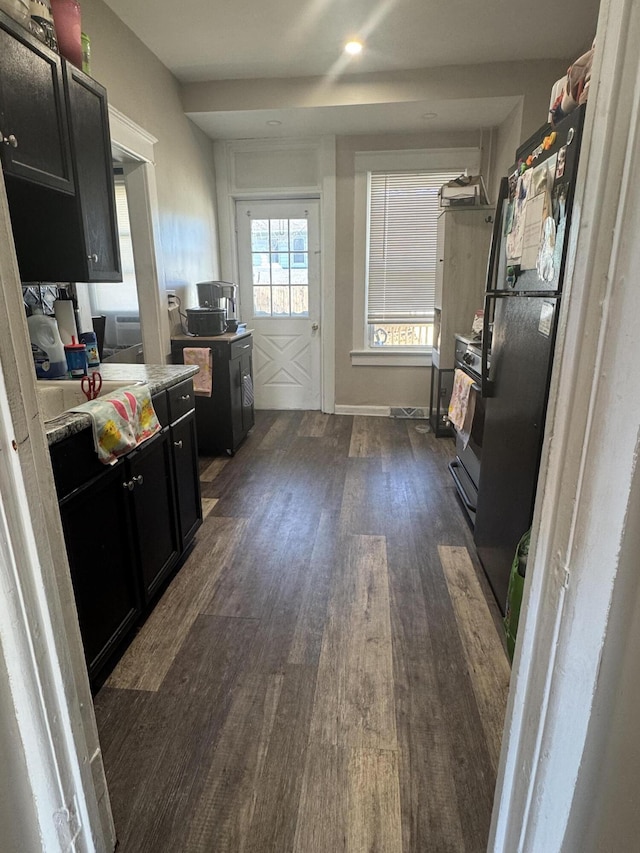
left=334, top=70, right=563, bottom=410
left=335, top=130, right=479, bottom=409
left=81, top=0, right=220, bottom=303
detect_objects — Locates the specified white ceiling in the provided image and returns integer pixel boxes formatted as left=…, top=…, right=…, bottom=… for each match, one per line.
left=102, top=0, right=600, bottom=139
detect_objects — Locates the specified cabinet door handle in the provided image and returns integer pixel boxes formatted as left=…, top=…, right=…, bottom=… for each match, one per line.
left=88, top=253, right=99, bottom=263
left=240, top=344, right=250, bottom=349
left=132, top=474, right=144, bottom=486
left=123, top=479, right=135, bottom=491
left=2, top=134, right=18, bottom=148
left=174, top=440, right=183, bottom=449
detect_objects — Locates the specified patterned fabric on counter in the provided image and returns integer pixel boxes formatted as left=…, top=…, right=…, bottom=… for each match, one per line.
left=183, top=347, right=213, bottom=397
left=69, top=384, right=161, bottom=464
left=448, top=369, right=476, bottom=448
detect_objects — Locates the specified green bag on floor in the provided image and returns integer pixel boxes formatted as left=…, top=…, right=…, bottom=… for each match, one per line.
left=503, top=529, right=531, bottom=662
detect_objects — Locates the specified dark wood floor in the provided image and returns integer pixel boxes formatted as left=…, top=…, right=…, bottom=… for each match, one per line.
left=94, top=411, right=510, bottom=853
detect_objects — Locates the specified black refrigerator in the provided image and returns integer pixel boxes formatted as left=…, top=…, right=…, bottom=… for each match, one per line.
left=474, top=106, right=585, bottom=613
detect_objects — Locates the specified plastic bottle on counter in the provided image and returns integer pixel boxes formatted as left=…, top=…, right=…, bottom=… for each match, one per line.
left=64, top=336, right=88, bottom=377
left=79, top=330, right=99, bottom=368
left=27, top=308, right=67, bottom=379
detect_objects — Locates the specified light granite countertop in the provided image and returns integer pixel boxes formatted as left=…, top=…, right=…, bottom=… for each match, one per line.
left=42, top=364, right=199, bottom=446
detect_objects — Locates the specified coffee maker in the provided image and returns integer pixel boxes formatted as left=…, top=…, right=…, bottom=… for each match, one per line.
left=186, top=281, right=238, bottom=336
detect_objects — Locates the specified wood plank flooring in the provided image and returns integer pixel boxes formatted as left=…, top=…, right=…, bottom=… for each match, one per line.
left=94, top=411, right=510, bottom=853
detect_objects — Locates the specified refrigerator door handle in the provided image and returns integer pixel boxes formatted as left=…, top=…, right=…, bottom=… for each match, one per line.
left=485, top=177, right=509, bottom=294
left=481, top=292, right=494, bottom=397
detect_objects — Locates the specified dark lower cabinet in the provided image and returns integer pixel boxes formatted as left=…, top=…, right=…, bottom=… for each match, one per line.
left=50, top=380, right=201, bottom=690
left=171, top=334, right=255, bottom=455
left=171, top=410, right=202, bottom=549
left=128, top=429, right=179, bottom=604
left=59, top=463, right=139, bottom=679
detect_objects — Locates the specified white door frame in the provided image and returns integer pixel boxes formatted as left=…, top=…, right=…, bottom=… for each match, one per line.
left=214, top=136, right=336, bottom=413
left=108, top=107, right=170, bottom=363
left=490, top=0, right=640, bottom=848
left=0, top=168, right=115, bottom=849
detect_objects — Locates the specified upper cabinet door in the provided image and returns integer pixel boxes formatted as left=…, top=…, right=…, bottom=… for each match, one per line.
left=64, top=63, right=121, bottom=281
left=0, top=12, right=74, bottom=193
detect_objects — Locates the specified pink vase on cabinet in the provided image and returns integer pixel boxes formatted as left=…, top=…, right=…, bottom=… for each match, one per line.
left=50, top=0, right=82, bottom=67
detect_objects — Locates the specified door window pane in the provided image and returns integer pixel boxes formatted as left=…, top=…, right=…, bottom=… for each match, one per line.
left=253, top=285, right=271, bottom=316
left=272, top=286, right=290, bottom=316
left=291, top=286, right=309, bottom=316
left=248, top=215, right=311, bottom=317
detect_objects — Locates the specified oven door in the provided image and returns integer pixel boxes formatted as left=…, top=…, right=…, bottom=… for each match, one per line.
left=449, top=374, right=484, bottom=524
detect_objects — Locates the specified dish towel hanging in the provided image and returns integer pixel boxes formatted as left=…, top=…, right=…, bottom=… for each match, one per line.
left=448, top=369, right=476, bottom=447
left=183, top=347, right=213, bottom=397
left=69, top=384, right=161, bottom=465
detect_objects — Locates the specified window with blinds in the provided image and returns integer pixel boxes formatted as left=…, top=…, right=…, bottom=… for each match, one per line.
left=366, top=169, right=460, bottom=348
left=88, top=174, right=139, bottom=314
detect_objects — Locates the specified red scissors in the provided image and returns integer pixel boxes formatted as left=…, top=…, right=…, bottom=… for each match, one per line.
left=81, top=370, right=103, bottom=401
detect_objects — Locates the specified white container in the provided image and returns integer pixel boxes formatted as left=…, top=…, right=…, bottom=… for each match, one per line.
left=27, top=308, right=67, bottom=379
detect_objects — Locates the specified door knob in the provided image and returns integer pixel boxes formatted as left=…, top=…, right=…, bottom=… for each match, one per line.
left=311, top=322, right=319, bottom=331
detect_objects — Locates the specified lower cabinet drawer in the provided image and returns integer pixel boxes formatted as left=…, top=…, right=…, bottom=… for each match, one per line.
left=168, top=378, right=195, bottom=422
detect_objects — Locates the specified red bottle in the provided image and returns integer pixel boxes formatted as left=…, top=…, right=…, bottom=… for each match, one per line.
left=50, top=0, right=82, bottom=67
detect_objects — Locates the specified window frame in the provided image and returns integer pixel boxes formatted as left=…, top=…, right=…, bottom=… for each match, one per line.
left=351, top=148, right=481, bottom=366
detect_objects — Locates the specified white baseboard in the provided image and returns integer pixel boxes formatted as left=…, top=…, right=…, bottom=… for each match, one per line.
left=334, top=405, right=391, bottom=417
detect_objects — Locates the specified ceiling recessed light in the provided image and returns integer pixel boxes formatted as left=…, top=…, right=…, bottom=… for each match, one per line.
left=344, top=40, right=363, bottom=56
left=422, top=112, right=438, bottom=120
left=266, top=120, right=282, bottom=126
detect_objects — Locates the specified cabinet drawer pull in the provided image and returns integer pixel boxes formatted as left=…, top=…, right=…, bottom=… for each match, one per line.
left=88, top=253, right=99, bottom=263
left=174, top=440, right=183, bottom=449
left=179, top=394, right=191, bottom=401
left=132, top=474, right=144, bottom=486
left=123, top=479, right=134, bottom=491
left=3, top=134, right=18, bottom=148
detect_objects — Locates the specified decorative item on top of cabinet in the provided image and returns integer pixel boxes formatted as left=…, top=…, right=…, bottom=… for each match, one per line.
left=0, top=8, right=74, bottom=192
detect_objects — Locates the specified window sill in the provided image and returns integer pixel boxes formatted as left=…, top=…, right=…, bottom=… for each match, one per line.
left=350, top=349, right=432, bottom=367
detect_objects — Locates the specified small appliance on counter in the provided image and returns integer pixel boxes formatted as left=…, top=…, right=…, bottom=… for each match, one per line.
left=185, top=307, right=226, bottom=337
left=186, top=281, right=239, bottom=336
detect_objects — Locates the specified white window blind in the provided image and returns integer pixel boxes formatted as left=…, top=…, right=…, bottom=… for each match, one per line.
left=366, top=170, right=460, bottom=324
left=89, top=175, right=139, bottom=313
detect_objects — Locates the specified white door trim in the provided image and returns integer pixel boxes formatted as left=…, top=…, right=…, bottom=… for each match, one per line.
left=0, top=170, right=115, bottom=850
left=490, top=0, right=640, bottom=848
left=109, top=106, right=169, bottom=363
left=236, top=198, right=322, bottom=410
left=214, top=136, right=336, bottom=413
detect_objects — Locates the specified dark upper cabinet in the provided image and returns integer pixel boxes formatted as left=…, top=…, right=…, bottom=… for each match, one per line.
left=0, top=10, right=121, bottom=283
left=0, top=11, right=74, bottom=193
left=61, top=64, right=121, bottom=281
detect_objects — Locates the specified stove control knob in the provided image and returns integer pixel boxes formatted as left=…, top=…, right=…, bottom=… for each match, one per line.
left=463, top=352, right=473, bottom=365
